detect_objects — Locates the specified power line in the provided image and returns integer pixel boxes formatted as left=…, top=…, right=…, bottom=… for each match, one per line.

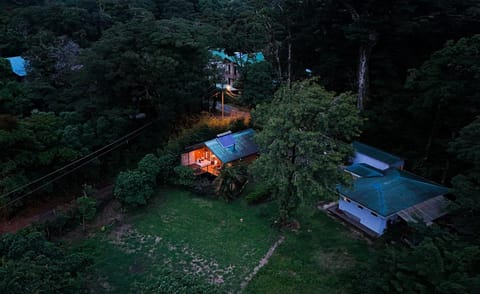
left=0, top=126, right=150, bottom=210
left=0, top=121, right=154, bottom=201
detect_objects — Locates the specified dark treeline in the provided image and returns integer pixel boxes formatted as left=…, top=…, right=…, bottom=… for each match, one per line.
left=1, top=0, right=480, bottom=292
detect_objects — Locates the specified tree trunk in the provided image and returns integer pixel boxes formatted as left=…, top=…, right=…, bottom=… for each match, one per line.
left=274, top=42, right=282, bottom=81
left=287, top=39, right=292, bottom=88
left=286, top=26, right=292, bottom=88
left=339, top=1, right=377, bottom=110
left=356, top=33, right=377, bottom=110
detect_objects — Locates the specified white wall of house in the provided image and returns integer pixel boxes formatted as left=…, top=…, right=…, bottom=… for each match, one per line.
left=353, top=152, right=404, bottom=171
left=353, top=153, right=390, bottom=170
left=338, top=197, right=388, bottom=235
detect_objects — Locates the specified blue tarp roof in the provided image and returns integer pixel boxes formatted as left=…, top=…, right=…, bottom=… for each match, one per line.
left=5, top=56, right=27, bottom=76
left=338, top=168, right=450, bottom=217
left=204, top=129, right=258, bottom=163
left=210, top=49, right=265, bottom=65
left=345, top=163, right=383, bottom=178
left=353, top=141, right=403, bottom=165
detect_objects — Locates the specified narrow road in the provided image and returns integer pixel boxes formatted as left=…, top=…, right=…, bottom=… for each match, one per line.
left=0, top=184, right=114, bottom=234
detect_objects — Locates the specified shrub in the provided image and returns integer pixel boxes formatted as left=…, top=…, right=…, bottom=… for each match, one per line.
left=245, top=184, right=273, bottom=205
left=114, top=170, right=155, bottom=208
left=137, top=153, right=161, bottom=183
left=214, top=164, right=249, bottom=201
left=0, top=231, right=91, bottom=293
left=132, top=268, right=221, bottom=293
left=35, top=210, right=78, bottom=238
left=76, top=196, right=97, bottom=231
left=156, top=152, right=177, bottom=184
left=173, top=165, right=195, bottom=188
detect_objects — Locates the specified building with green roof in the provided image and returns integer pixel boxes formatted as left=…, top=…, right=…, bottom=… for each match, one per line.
left=209, top=49, right=265, bottom=86
left=181, top=129, right=259, bottom=176
left=335, top=142, right=449, bottom=236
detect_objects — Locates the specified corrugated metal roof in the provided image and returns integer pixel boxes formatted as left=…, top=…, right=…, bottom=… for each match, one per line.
left=345, top=163, right=383, bottom=178
left=338, top=168, right=450, bottom=217
left=397, top=195, right=450, bottom=225
left=353, top=141, right=403, bottom=165
left=5, top=56, right=27, bottom=76
left=204, top=128, right=258, bottom=163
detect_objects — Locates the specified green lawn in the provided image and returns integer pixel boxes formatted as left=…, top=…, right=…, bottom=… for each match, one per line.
left=71, top=189, right=372, bottom=293
left=72, top=189, right=278, bottom=293
left=246, top=208, right=373, bottom=293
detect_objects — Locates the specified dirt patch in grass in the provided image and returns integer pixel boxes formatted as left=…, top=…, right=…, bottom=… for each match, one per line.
left=92, top=199, right=124, bottom=228
left=60, top=199, right=126, bottom=243
left=106, top=221, right=235, bottom=286
left=240, top=235, right=285, bottom=290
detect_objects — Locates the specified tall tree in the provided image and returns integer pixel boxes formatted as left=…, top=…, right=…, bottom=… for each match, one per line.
left=449, top=116, right=480, bottom=242
left=404, top=35, right=480, bottom=179
left=251, top=79, right=362, bottom=222
left=355, top=227, right=480, bottom=293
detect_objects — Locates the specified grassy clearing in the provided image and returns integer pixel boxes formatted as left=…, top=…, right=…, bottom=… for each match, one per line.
left=70, top=188, right=373, bottom=293
left=71, top=189, right=278, bottom=293
left=245, top=207, right=374, bottom=293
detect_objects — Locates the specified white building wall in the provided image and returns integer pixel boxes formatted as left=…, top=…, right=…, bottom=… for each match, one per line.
left=338, top=197, right=388, bottom=235
left=353, top=152, right=405, bottom=171
left=353, top=153, right=390, bottom=170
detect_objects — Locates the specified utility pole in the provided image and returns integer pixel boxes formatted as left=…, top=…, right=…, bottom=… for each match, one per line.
left=221, top=89, right=225, bottom=120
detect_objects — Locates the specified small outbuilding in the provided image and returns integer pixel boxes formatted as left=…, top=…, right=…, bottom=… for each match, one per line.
left=181, top=129, right=259, bottom=176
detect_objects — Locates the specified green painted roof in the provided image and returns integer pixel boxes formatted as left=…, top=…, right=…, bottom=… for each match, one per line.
left=353, top=141, right=403, bottom=165
left=338, top=169, right=450, bottom=217
left=204, top=129, right=258, bottom=163
left=210, top=49, right=265, bottom=65
left=345, top=163, right=383, bottom=178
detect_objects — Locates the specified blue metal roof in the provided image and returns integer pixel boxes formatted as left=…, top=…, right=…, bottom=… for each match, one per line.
left=210, top=49, right=264, bottom=65
left=345, top=163, right=383, bottom=178
left=338, top=168, right=450, bottom=217
left=353, top=141, right=403, bottom=165
left=204, top=129, right=258, bottom=163
left=5, top=56, right=27, bottom=77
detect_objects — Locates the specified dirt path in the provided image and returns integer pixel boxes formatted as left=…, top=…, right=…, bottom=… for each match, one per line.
left=0, top=184, right=114, bottom=234
left=239, top=236, right=285, bottom=292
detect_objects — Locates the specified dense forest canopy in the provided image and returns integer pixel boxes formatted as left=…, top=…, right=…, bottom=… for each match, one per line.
left=1, top=0, right=480, bottom=292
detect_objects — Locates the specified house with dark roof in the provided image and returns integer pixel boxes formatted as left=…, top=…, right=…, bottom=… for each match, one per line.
left=180, top=129, right=259, bottom=176
left=334, top=142, right=449, bottom=237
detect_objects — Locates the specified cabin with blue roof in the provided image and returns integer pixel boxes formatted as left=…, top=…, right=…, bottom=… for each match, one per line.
left=334, top=142, right=449, bottom=237
left=181, top=129, right=259, bottom=176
